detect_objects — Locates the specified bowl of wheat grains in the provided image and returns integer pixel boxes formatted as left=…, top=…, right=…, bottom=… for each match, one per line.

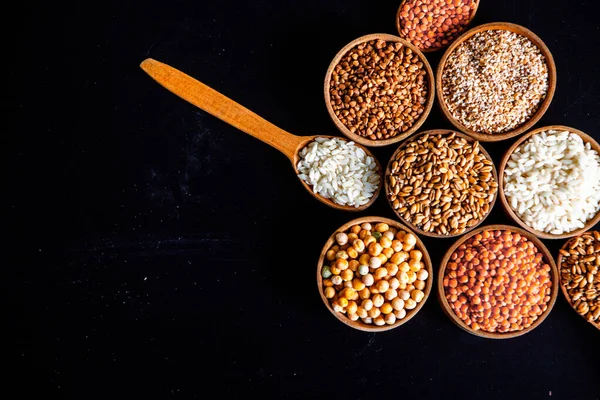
left=437, top=22, right=556, bottom=142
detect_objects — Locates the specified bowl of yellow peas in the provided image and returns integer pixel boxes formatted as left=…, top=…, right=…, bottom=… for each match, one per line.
left=317, top=216, right=433, bottom=331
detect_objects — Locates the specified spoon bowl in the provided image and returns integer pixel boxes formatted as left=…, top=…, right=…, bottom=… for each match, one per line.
left=291, top=135, right=383, bottom=211
left=140, top=58, right=382, bottom=211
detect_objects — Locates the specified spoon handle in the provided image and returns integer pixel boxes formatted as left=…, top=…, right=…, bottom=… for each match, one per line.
left=140, top=58, right=304, bottom=162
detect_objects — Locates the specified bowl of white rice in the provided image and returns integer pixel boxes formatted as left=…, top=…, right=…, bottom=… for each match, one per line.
left=499, top=125, right=600, bottom=239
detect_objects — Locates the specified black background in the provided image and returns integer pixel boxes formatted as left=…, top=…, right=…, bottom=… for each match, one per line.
left=8, top=0, right=600, bottom=398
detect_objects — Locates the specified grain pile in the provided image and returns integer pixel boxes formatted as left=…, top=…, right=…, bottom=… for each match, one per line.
left=321, top=222, right=430, bottom=327
left=503, top=130, right=600, bottom=234
left=397, top=0, right=478, bottom=51
left=444, top=229, right=553, bottom=333
left=559, top=232, right=600, bottom=327
left=329, top=39, right=429, bottom=141
left=297, top=137, right=380, bottom=207
left=441, top=30, right=549, bottom=134
left=387, top=132, right=497, bottom=235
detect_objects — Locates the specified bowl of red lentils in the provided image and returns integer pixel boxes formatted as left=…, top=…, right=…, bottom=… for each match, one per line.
left=324, top=33, right=435, bottom=147
left=396, top=0, right=480, bottom=52
left=317, top=216, right=433, bottom=331
left=438, top=224, right=559, bottom=339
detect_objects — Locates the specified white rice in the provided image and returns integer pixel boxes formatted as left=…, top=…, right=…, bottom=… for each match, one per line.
left=297, top=137, right=380, bottom=207
left=503, top=129, right=600, bottom=234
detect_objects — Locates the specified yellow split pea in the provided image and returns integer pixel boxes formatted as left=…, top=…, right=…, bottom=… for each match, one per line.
left=321, top=222, right=429, bottom=326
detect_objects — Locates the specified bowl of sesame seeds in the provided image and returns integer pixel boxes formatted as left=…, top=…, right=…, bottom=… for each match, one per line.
left=436, top=22, right=557, bottom=142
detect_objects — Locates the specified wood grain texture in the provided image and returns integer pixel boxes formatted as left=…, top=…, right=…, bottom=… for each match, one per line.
left=498, top=125, right=600, bottom=239
left=140, top=58, right=382, bottom=211
left=384, top=129, right=498, bottom=238
left=141, top=58, right=304, bottom=161
left=436, top=22, right=557, bottom=142
left=395, top=0, right=481, bottom=53
left=556, top=232, right=600, bottom=331
left=316, top=216, right=433, bottom=332
left=437, top=224, right=559, bottom=339
left=323, top=33, right=435, bottom=147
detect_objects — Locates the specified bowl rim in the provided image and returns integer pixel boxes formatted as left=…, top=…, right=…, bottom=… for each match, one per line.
left=555, top=232, right=600, bottom=331
left=384, top=129, right=498, bottom=238
left=395, top=0, right=481, bottom=53
left=316, top=216, right=433, bottom=332
left=498, top=125, right=600, bottom=239
left=437, top=224, right=559, bottom=339
left=435, top=21, right=557, bottom=142
left=324, top=33, right=435, bottom=148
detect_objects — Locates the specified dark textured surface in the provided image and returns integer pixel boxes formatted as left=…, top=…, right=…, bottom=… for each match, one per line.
left=8, top=0, right=600, bottom=398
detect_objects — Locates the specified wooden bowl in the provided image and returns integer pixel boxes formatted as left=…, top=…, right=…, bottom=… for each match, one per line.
left=384, top=129, right=498, bottom=238
left=556, top=232, right=600, bottom=330
left=438, top=224, right=559, bottom=339
left=436, top=22, right=557, bottom=142
left=324, top=33, right=435, bottom=147
left=316, top=216, right=433, bottom=332
left=498, top=125, right=600, bottom=239
left=395, top=0, right=480, bottom=53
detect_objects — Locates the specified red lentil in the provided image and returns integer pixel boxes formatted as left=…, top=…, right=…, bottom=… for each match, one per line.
left=443, top=229, right=553, bottom=333
left=397, top=0, right=478, bottom=51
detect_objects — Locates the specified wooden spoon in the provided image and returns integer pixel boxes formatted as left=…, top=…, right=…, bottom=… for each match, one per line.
left=140, top=58, right=382, bottom=211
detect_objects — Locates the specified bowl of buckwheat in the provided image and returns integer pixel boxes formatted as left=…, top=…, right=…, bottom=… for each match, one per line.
left=324, top=33, right=435, bottom=147
left=436, top=22, right=557, bottom=142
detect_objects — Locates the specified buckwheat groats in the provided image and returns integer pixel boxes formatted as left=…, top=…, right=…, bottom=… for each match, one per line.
left=328, top=39, right=429, bottom=141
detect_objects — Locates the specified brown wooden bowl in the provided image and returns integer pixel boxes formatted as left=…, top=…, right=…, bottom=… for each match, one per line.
left=384, top=129, right=498, bottom=238
left=498, top=125, right=600, bottom=239
left=438, top=224, right=559, bottom=339
left=316, top=216, right=433, bottom=332
left=395, top=0, right=480, bottom=53
left=556, top=232, right=600, bottom=330
left=436, top=22, right=557, bottom=142
left=324, top=33, right=435, bottom=148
